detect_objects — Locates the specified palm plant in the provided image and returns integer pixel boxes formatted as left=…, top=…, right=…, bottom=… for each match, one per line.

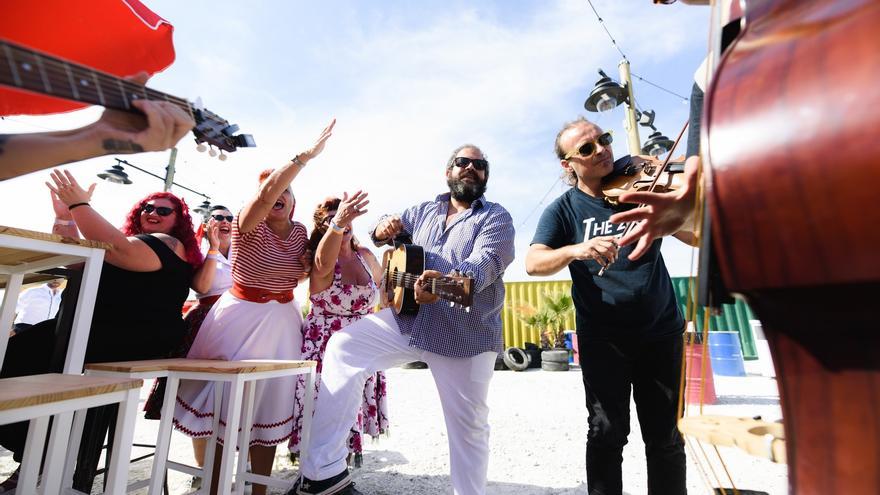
left=516, top=292, right=574, bottom=349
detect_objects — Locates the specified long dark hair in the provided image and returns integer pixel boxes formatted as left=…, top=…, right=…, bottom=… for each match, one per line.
left=121, top=191, right=203, bottom=268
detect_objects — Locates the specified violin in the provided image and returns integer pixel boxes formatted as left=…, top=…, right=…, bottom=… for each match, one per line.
left=602, top=154, right=687, bottom=205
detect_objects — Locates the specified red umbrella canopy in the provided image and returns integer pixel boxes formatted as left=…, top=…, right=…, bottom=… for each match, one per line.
left=0, top=0, right=175, bottom=116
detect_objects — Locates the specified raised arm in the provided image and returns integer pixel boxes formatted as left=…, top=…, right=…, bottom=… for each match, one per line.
left=45, top=169, right=167, bottom=271
left=238, top=119, right=335, bottom=234
left=312, top=191, right=370, bottom=279
left=1, top=74, right=193, bottom=181
left=190, top=223, right=219, bottom=293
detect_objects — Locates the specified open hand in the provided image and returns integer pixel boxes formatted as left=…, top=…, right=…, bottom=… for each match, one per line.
left=46, top=169, right=95, bottom=208
left=298, top=118, right=336, bottom=163
left=332, top=190, right=370, bottom=228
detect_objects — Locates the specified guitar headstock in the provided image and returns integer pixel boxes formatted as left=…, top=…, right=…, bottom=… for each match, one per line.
left=433, top=275, right=473, bottom=308
left=191, top=103, right=256, bottom=159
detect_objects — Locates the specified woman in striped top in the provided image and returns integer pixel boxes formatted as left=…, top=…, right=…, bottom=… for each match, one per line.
left=174, top=120, right=335, bottom=495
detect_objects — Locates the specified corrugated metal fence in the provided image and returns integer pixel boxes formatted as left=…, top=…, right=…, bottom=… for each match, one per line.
left=502, top=278, right=758, bottom=359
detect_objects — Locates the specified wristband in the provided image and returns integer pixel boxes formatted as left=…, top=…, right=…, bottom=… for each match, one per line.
left=292, top=155, right=305, bottom=167
left=54, top=218, right=76, bottom=226
left=68, top=202, right=90, bottom=211
left=328, top=220, right=345, bottom=233
left=206, top=254, right=220, bottom=261
left=207, top=249, right=221, bottom=255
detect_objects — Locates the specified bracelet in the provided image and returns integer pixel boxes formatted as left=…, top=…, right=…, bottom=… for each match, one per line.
left=206, top=254, right=220, bottom=261
left=292, top=155, right=305, bottom=167
left=54, top=218, right=76, bottom=226
left=328, top=220, right=345, bottom=233
left=207, top=249, right=220, bottom=255
left=68, top=202, right=90, bottom=211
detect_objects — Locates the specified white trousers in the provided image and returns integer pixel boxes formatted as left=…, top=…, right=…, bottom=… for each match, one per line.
left=300, top=308, right=497, bottom=495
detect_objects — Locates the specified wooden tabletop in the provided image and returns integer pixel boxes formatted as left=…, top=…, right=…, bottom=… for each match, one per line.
left=0, top=373, right=142, bottom=412
left=0, top=272, right=60, bottom=289
left=0, top=225, right=111, bottom=269
left=86, top=358, right=316, bottom=375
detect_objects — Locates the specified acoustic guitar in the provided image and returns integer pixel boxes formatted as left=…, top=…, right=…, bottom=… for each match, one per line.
left=381, top=244, right=473, bottom=315
left=0, top=39, right=255, bottom=153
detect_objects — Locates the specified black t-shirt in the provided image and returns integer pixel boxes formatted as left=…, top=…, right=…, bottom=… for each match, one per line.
left=530, top=187, right=684, bottom=340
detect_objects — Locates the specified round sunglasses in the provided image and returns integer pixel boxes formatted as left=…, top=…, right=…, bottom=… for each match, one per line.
left=141, top=204, right=175, bottom=216
left=564, top=132, right=614, bottom=160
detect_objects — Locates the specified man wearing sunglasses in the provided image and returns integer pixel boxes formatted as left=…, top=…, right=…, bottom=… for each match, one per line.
left=525, top=118, right=688, bottom=495
left=293, top=144, right=515, bottom=495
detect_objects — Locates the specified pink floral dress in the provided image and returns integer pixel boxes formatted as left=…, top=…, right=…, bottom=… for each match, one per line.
left=289, top=252, right=388, bottom=466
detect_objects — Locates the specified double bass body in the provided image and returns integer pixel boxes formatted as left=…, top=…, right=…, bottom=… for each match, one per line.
left=703, top=0, right=880, bottom=493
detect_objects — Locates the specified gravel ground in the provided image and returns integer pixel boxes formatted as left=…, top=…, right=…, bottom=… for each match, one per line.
left=1, top=365, right=787, bottom=494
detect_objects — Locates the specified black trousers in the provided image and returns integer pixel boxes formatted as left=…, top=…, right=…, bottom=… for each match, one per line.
left=578, top=333, right=686, bottom=495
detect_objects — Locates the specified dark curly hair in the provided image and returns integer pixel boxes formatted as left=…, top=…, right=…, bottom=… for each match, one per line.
left=308, top=196, right=360, bottom=262
left=120, top=192, right=203, bottom=268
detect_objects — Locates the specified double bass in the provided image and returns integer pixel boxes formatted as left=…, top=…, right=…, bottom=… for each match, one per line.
left=703, top=0, right=880, bottom=492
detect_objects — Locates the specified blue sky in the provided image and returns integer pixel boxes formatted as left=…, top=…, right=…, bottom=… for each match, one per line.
left=1, top=1, right=710, bottom=290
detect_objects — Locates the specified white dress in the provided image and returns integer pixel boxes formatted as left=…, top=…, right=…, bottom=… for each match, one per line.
left=172, top=218, right=308, bottom=446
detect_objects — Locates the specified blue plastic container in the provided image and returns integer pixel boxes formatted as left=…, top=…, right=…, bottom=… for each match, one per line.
left=708, top=331, right=747, bottom=376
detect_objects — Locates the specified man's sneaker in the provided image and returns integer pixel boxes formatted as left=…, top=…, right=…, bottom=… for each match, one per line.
left=286, top=470, right=362, bottom=495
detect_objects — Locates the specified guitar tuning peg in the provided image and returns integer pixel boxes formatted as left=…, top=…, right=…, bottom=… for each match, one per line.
left=208, top=146, right=218, bottom=158
left=196, top=143, right=207, bottom=153
left=218, top=151, right=227, bottom=161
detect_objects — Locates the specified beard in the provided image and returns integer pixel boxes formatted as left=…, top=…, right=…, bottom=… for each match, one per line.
left=447, top=176, right=487, bottom=203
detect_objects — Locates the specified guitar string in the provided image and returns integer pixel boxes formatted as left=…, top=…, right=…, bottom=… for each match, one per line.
left=1, top=42, right=191, bottom=109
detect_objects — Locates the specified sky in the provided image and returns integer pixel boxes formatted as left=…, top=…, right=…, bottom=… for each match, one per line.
left=1, top=0, right=711, bottom=295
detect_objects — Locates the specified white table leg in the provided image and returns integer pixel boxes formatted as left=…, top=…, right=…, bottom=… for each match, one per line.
left=60, top=408, right=88, bottom=492
left=217, top=378, right=244, bottom=495
left=62, top=250, right=104, bottom=374
left=0, top=273, right=24, bottom=369
left=234, top=381, right=256, bottom=495
left=39, top=411, right=74, bottom=495
left=17, top=415, right=49, bottom=495
left=298, top=367, right=316, bottom=469
left=148, top=375, right=177, bottom=495
left=198, top=382, right=224, bottom=494
left=103, top=388, right=140, bottom=494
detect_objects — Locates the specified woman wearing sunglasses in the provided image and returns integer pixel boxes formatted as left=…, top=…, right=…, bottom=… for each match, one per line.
left=142, top=204, right=235, bottom=485
left=0, top=171, right=201, bottom=488
left=288, top=193, right=388, bottom=468
left=174, top=120, right=334, bottom=495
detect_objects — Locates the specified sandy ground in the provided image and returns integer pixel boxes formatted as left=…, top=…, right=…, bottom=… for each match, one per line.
left=1, top=364, right=787, bottom=494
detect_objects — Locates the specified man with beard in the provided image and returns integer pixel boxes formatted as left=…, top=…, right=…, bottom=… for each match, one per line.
left=291, top=144, right=515, bottom=495
left=525, top=118, right=689, bottom=495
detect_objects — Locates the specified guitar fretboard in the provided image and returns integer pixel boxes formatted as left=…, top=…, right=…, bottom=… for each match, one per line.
left=0, top=39, right=191, bottom=115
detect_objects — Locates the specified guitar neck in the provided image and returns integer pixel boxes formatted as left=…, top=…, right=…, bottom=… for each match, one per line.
left=388, top=271, right=464, bottom=304
left=0, top=40, right=192, bottom=115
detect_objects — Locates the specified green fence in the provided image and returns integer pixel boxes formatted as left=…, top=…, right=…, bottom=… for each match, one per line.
left=502, top=278, right=758, bottom=359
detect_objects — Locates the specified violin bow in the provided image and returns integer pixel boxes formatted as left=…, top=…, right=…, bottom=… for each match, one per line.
left=598, top=119, right=689, bottom=276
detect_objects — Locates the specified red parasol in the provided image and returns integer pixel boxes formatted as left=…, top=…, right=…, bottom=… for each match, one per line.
left=0, top=0, right=175, bottom=116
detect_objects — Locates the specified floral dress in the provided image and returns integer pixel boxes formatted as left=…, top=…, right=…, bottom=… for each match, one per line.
left=289, top=251, right=389, bottom=466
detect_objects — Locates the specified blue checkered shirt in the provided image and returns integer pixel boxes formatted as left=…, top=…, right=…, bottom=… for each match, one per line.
left=372, top=193, right=515, bottom=358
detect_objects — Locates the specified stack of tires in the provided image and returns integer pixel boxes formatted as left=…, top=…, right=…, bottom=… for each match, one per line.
left=501, top=344, right=570, bottom=371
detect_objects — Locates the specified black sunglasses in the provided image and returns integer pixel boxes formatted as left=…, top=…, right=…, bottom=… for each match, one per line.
left=565, top=132, right=613, bottom=160
left=453, top=157, right=488, bottom=171
left=141, top=204, right=175, bottom=216
left=211, top=214, right=234, bottom=222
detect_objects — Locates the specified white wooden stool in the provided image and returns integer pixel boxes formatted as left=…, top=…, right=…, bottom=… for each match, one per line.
left=0, top=373, right=142, bottom=495
left=86, top=358, right=316, bottom=495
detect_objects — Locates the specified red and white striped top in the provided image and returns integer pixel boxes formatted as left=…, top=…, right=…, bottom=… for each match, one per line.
left=230, top=218, right=308, bottom=292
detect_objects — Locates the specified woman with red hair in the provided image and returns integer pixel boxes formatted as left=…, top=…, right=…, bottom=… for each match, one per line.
left=174, top=119, right=335, bottom=495
left=0, top=170, right=200, bottom=490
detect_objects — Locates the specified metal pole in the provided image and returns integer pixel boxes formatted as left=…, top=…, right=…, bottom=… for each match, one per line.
left=618, top=59, right=642, bottom=156
left=163, top=148, right=177, bottom=192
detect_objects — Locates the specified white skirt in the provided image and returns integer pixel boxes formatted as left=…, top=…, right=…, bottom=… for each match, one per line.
left=173, top=291, right=303, bottom=446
